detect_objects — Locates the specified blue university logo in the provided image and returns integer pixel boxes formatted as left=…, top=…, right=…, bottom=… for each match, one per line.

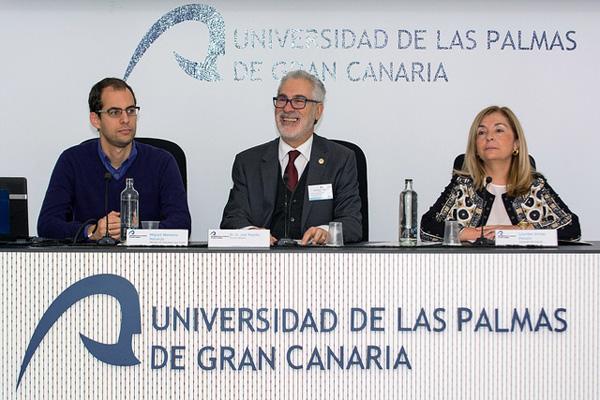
left=123, top=4, right=225, bottom=81
left=16, top=274, right=141, bottom=389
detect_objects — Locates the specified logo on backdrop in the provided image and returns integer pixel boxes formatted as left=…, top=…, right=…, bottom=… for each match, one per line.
left=121, top=3, right=577, bottom=83
left=16, top=274, right=141, bottom=389
left=124, top=4, right=225, bottom=81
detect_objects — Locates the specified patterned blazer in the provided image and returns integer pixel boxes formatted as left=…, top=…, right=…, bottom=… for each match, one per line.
left=420, top=174, right=581, bottom=242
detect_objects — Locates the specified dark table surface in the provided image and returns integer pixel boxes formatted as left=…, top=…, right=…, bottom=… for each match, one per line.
left=1, top=240, right=598, bottom=254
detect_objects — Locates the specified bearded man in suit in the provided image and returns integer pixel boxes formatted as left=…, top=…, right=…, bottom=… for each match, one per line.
left=220, top=70, right=362, bottom=245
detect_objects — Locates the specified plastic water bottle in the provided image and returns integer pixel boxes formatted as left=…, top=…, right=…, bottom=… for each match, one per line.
left=120, top=178, right=139, bottom=241
left=399, top=178, right=418, bottom=246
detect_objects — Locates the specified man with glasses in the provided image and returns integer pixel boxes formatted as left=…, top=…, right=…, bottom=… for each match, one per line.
left=38, top=77, right=191, bottom=241
left=221, top=70, right=362, bottom=245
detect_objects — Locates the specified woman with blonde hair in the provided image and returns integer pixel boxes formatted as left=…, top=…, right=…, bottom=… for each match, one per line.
left=420, top=106, right=580, bottom=242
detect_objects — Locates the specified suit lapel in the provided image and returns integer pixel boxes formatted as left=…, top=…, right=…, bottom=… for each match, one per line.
left=302, top=134, right=329, bottom=230
left=260, top=139, right=279, bottom=225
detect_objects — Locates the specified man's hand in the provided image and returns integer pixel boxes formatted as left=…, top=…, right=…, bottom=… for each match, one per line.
left=88, top=211, right=121, bottom=241
left=301, top=227, right=329, bottom=246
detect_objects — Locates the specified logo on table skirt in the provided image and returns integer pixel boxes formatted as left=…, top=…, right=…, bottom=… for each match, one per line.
left=16, top=274, right=141, bottom=389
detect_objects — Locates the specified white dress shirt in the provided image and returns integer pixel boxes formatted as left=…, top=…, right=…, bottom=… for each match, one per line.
left=278, top=135, right=313, bottom=178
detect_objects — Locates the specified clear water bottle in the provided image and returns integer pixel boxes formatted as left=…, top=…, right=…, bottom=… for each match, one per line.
left=399, top=178, right=418, bottom=246
left=120, top=178, right=139, bottom=241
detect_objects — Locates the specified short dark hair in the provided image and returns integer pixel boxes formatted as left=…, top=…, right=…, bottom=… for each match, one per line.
left=88, top=77, right=137, bottom=114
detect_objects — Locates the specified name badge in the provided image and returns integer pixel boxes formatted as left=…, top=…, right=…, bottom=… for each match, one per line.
left=308, top=184, right=333, bottom=201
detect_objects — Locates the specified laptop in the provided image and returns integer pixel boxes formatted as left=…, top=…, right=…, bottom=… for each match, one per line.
left=0, top=177, right=29, bottom=241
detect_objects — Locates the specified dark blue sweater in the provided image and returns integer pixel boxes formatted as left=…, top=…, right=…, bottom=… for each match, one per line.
left=38, top=139, right=191, bottom=240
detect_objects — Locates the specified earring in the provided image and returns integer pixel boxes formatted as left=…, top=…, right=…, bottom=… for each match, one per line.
left=512, top=149, right=519, bottom=156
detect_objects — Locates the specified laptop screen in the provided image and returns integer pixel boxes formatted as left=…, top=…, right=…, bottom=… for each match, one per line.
left=0, top=189, right=8, bottom=235
left=0, top=177, right=28, bottom=240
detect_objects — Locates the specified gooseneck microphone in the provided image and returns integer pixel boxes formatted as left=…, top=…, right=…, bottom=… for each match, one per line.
left=97, top=172, right=117, bottom=246
left=277, top=173, right=298, bottom=247
left=473, top=176, right=495, bottom=246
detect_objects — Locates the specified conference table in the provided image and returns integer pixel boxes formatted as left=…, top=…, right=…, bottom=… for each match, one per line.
left=2, top=242, right=598, bottom=399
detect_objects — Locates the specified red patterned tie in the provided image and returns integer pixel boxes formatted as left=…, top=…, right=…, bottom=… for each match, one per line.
left=285, top=150, right=301, bottom=191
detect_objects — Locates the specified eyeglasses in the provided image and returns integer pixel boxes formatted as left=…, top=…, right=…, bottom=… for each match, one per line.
left=273, top=96, right=321, bottom=110
left=96, top=106, right=140, bottom=118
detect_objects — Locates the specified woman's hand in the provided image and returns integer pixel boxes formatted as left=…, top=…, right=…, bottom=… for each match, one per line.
left=477, top=224, right=523, bottom=240
left=459, top=225, right=524, bottom=241
left=484, top=225, right=519, bottom=233
left=459, top=227, right=495, bottom=241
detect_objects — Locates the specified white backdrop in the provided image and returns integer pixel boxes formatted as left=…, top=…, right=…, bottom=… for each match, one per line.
left=0, top=0, right=597, bottom=241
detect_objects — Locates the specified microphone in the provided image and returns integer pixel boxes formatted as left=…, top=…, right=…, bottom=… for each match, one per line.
left=277, top=172, right=298, bottom=246
left=97, top=172, right=117, bottom=246
left=473, top=176, right=494, bottom=246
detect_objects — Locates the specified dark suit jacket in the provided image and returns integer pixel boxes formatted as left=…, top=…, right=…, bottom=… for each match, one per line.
left=220, top=134, right=363, bottom=243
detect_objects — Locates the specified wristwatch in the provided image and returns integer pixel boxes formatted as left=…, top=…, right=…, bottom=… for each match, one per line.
left=517, top=220, right=533, bottom=230
left=87, top=224, right=98, bottom=240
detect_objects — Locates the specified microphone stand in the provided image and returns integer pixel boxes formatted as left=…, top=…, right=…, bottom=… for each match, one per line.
left=277, top=173, right=298, bottom=247
left=97, top=172, right=117, bottom=246
left=473, top=176, right=495, bottom=246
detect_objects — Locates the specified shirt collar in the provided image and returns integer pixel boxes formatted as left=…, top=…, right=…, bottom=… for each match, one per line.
left=97, top=139, right=138, bottom=181
left=278, top=134, right=313, bottom=163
